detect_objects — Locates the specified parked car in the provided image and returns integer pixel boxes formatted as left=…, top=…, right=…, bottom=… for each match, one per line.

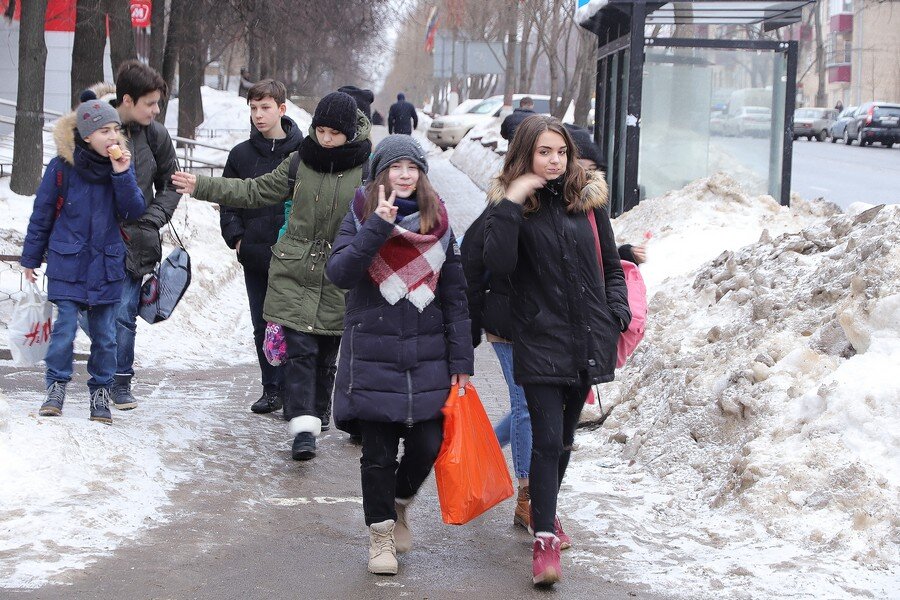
left=793, top=107, right=838, bottom=141
left=709, top=110, right=726, bottom=136
left=723, top=106, right=772, bottom=137
left=426, top=94, right=571, bottom=148
left=829, top=106, right=857, bottom=143
left=843, top=101, right=900, bottom=147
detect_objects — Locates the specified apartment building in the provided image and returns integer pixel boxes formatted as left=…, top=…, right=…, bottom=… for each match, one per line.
left=795, top=0, right=900, bottom=108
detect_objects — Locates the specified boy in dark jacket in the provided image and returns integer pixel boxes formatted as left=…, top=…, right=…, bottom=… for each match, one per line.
left=21, top=99, right=145, bottom=424
left=219, top=79, right=303, bottom=415
left=80, top=61, right=181, bottom=411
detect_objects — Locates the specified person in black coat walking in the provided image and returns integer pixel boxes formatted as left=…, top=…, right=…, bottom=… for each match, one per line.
left=326, top=135, right=473, bottom=576
left=483, top=115, right=630, bottom=587
left=500, top=96, right=536, bottom=142
left=219, top=80, right=304, bottom=415
left=388, top=93, right=418, bottom=135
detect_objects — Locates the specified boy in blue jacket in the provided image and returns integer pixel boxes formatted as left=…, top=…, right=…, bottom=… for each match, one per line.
left=20, top=98, right=145, bottom=424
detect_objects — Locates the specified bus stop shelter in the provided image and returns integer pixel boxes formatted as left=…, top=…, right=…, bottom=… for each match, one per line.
left=578, top=1, right=814, bottom=215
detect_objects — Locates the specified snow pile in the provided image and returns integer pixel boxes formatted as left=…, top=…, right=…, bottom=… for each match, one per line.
left=568, top=190, right=899, bottom=598
left=449, top=119, right=505, bottom=191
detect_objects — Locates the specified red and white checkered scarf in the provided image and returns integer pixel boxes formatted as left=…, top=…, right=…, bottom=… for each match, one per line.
left=353, top=190, right=451, bottom=311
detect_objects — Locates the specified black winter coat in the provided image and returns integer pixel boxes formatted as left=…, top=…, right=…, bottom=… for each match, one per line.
left=388, top=99, right=419, bottom=134
left=483, top=173, right=631, bottom=386
left=326, top=196, right=474, bottom=431
left=500, top=108, right=536, bottom=141
left=460, top=207, right=514, bottom=347
left=219, top=116, right=303, bottom=272
left=120, top=119, right=181, bottom=277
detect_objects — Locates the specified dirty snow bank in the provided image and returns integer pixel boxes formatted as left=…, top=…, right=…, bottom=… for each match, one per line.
left=567, top=179, right=899, bottom=599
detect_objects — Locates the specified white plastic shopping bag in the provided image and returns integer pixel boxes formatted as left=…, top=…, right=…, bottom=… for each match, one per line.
left=7, top=282, right=53, bottom=367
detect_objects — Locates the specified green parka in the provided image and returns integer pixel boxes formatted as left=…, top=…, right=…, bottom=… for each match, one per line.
left=192, top=115, right=371, bottom=334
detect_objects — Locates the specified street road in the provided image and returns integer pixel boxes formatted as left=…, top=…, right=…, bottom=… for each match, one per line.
left=791, top=137, right=900, bottom=209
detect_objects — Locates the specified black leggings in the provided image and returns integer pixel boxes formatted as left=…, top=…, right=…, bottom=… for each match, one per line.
left=358, top=418, right=444, bottom=526
left=522, top=379, right=590, bottom=534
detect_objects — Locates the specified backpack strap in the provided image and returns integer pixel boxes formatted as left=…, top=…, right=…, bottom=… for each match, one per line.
left=286, top=151, right=302, bottom=195
left=53, top=163, right=68, bottom=220
left=586, top=209, right=604, bottom=276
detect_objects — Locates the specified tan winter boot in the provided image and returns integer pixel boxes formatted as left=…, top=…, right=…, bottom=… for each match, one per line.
left=394, top=498, right=412, bottom=553
left=514, top=485, right=531, bottom=530
left=367, top=520, right=398, bottom=575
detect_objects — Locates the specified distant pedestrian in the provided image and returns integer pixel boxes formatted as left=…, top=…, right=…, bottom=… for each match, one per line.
left=21, top=97, right=145, bottom=424
left=500, top=96, right=536, bottom=142
left=325, top=135, right=473, bottom=576
left=483, top=115, right=630, bottom=587
left=372, top=110, right=385, bottom=126
left=219, top=79, right=303, bottom=415
left=388, top=93, right=418, bottom=135
left=173, top=92, right=372, bottom=462
left=834, top=99, right=844, bottom=112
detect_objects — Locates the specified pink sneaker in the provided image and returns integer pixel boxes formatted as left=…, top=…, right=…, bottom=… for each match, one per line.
left=554, top=516, right=572, bottom=550
left=532, top=532, right=562, bottom=586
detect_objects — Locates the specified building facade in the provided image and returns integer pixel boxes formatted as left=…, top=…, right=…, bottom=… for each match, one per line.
left=796, top=0, right=900, bottom=108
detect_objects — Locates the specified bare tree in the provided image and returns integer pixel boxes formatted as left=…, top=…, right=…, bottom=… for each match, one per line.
left=12, top=0, right=49, bottom=196
left=71, top=0, right=106, bottom=107
left=104, top=0, right=137, bottom=73
left=149, top=0, right=167, bottom=73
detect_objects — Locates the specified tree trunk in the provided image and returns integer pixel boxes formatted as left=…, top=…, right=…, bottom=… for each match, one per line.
left=518, top=10, right=532, bottom=92
left=104, top=0, right=136, bottom=74
left=71, top=0, right=106, bottom=107
left=177, top=13, right=205, bottom=139
left=149, top=0, right=167, bottom=73
left=11, top=0, right=49, bottom=196
left=813, top=1, right=827, bottom=106
left=502, top=1, right=518, bottom=106
left=158, top=0, right=181, bottom=122
left=573, top=28, right=596, bottom=126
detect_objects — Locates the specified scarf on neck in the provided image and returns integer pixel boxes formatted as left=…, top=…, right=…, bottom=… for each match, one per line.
left=299, top=135, right=371, bottom=174
left=352, top=188, right=451, bottom=311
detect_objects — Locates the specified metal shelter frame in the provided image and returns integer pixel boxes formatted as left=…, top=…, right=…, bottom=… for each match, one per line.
left=580, top=0, right=814, bottom=215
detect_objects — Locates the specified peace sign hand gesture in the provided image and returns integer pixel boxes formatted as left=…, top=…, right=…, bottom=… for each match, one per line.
left=374, top=184, right=398, bottom=223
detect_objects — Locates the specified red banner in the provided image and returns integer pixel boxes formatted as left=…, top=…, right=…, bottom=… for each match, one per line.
left=0, top=0, right=151, bottom=31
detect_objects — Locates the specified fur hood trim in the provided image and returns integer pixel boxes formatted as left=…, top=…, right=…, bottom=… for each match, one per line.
left=53, top=111, right=128, bottom=166
left=88, top=81, right=118, bottom=103
left=486, top=170, right=609, bottom=212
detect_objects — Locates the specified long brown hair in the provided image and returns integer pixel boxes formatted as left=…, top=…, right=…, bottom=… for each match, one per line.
left=362, top=168, right=441, bottom=233
left=499, top=115, right=588, bottom=214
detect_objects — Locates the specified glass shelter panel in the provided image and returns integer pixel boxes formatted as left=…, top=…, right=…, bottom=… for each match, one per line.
left=638, top=46, right=787, bottom=200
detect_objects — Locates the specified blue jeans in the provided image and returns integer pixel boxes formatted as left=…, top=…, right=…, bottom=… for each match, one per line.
left=491, top=341, right=531, bottom=480
left=46, top=301, right=117, bottom=391
left=114, top=275, right=142, bottom=376
left=78, top=274, right=142, bottom=376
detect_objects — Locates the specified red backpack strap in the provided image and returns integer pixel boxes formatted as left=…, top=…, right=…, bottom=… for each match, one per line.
left=54, top=167, right=65, bottom=219
left=586, top=209, right=604, bottom=275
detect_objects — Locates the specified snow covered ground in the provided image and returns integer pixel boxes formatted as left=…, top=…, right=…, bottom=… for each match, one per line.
left=1, top=87, right=897, bottom=597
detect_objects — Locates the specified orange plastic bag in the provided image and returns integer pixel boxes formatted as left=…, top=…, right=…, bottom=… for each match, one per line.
left=434, top=383, right=514, bottom=525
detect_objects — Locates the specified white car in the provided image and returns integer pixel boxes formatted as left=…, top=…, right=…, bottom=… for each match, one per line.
left=427, top=94, right=573, bottom=148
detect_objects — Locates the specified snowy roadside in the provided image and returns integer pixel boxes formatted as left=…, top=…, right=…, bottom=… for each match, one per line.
left=564, top=180, right=899, bottom=599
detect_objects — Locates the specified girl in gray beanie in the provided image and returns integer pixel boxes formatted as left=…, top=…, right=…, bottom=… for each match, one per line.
left=325, top=133, right=473, bottom=577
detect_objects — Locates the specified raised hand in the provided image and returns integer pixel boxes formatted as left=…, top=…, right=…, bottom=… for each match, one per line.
left=171, top=171, right=197, bottom=195
left=506, top=173, right=547, bottom=205
left=374, top=184, right=398, bottom=222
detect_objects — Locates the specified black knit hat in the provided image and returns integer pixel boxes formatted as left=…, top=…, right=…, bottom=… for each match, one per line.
left=564, top=124, right=605, bottom=170
left=338, top=85, right=374, bottom=121
left=312, top=92, right=359, bottom=140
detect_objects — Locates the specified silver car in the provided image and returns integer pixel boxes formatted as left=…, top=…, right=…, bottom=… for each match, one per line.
left=793, top=107, right=838, bottom=141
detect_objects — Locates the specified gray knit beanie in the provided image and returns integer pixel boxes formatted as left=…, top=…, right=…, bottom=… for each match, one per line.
left=370, top=135, right=428, bottom=179
left=75, top=98, right=121, bottom=139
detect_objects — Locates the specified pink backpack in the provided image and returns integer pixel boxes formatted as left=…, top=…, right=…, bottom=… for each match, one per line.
left=587, top=211, right=647, bottom=368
